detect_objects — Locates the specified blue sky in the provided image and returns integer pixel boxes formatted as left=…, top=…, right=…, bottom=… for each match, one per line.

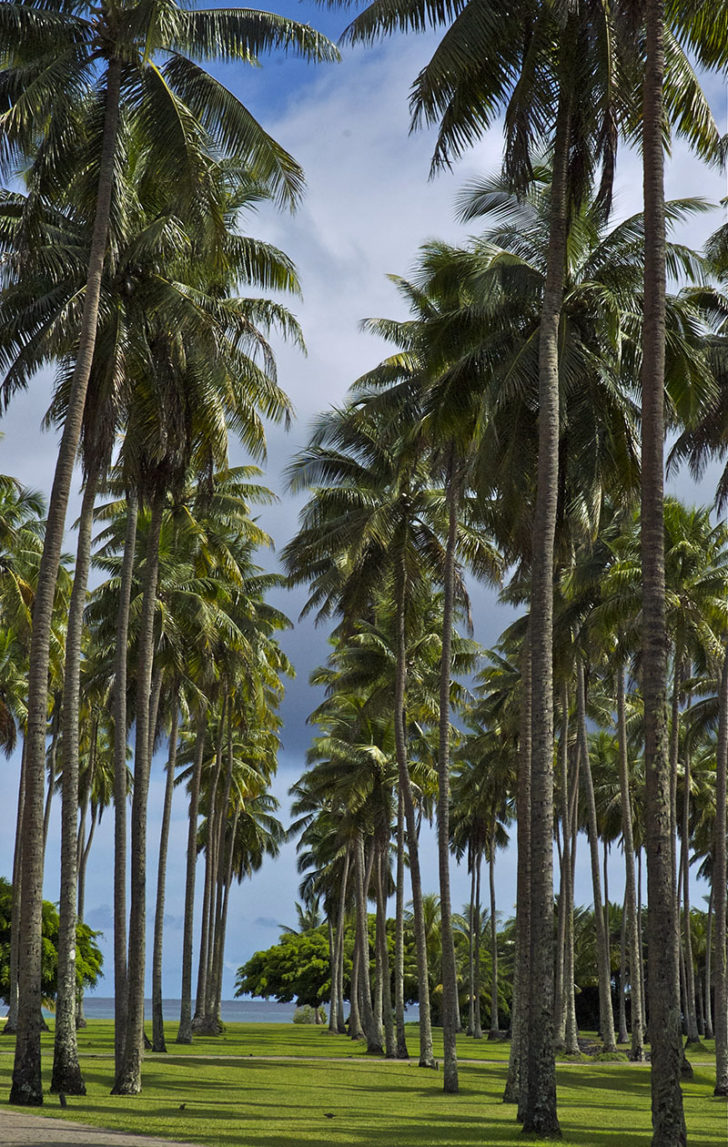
left=0, top=8, right=726, bottom=1002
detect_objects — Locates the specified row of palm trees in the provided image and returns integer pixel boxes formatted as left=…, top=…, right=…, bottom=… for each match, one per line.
left=3, top=2, right=728, bottom=1144
left=1, top=0, right=341, bottom=1107
left=280, top=158, right=728, bottom=1141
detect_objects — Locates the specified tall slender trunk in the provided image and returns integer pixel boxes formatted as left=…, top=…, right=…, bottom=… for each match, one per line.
left=504, top=634, right=530, bottom=1107
left=177, top=714, right=206, bottom=1044
left=577, top=661, right=616, bottom=1052
left=554, top=687, right=569, bottom=1048
left=394, top=791, right=409, bottom=1058
left=5, top=741, right=26, bottom=1035
left=642, top=3, right=687, bottom=1138
left=152, top=693, right=179, bottom=1052
left=112, top=488, right=165, bottom=1095
left=523, top=82, right=572, bottom=1138
left=680, top=749, right=699, bottom=1045
left=564, top=739, right=580, bottom=1056
left=348, top=924, right=363, bottom=1040
left=618, top=892, right=629, bottom=1046
left=704, top=887, right=713, bottom=1041
left=113, top=491, right=138, bottom=1071
left=393, top=563, right=435, bottom=1068
left=375, top=841, right=395, bottom=1057
left=194, top=703, right=226, bottom=1031
left=42, top=721, right=59, bottom=861
left=51, top=467, right=99, bottom=1095
left=473, top=851, right=483, bottom=1040
left=437, top=456, right=460, bottom=1091
left=354, top=833, right=382, bottom=1054
left=331, top=848, right=350, bottom=1036
left=10, top=58, right=122, bottom=1108
left=488, top=836, right=498, bottom=1039
left=466, top=853, right=476, bottom=1038
left=713, top=644, right=728, bottom=1095
left=616, top=666, right=644, bottom=1060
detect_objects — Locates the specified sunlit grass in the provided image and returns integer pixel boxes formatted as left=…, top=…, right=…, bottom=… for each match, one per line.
left=0, top=1023, right=722, bottom=1146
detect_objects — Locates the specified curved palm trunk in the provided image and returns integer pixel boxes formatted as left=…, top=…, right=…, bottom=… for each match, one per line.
left=51, top=468, right=100, bottom=1094
left=504, top=634, right=531, bottom=1107
left=713, top=645, right=728, bottom=1095
left=437, top=459, right=460, bottom=1091
left=616, top=667, right=644, bottom=1060
left=112, top=488, right=165, bottom=1095
left=113, top=491, right=138, bottom=1070
left=177, top=715, right=207, bottom=1044
left=642, top=5, right=687, bottom=1139
left=394, top=565, right=435, bottom=1068
left=521, top=81, right=572, bottom=1137
left=152, top=693, right=179, bottom=1052
left=42, top=724, right=59, bottom=861
left=10, top=58, right=122, bottom=1107
left=577, top=661, right=616, bottom=1053
left=394, top=790, right=409, bottom=1058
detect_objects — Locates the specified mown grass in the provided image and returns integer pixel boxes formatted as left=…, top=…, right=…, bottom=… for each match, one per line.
left=0, top=1023, right=723, bottom=1146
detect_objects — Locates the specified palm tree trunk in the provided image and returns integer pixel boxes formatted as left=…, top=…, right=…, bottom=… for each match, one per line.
left=348, top=927, right=364, bottom=1040
left=504, top=634, right=531, bottom=1106
left=51, top=466, right=100, bottom=1095
left=437, top=456, right=460, bottom=1091
left=522, top=82, right=572, bottom=1137
left=152, top=693, right=179, bottom=1053
left=194, top=702, right=226, bottom=1031
left=704, top=886, right=713, bottom=1041
left=332, top=847, right=350, bottom=1036
left=618, top=891, right=629, bottom=1046
left=564, top=738, right=580, bottom=1057
left=42, top=722, right=59, bottom=861
left=10, top=57, right=122, bottom=1108
left=616, top=666, right=644, bottom=1060
left=375, top=842, right=395, bottom=1057
left=354, top=833, right=382, bottom=1054
left=555, top=688, right=569, bottom=1048
left=466, top=853, right=476, bottom=1038
left=713, top=643, right=728, bottom=1095
left=394, top=790, right=409, bottom=1058
left=488, top=837, right=498, bottom=1039
left=5, top=741, right=26, bottom=1035
left=394, top=564, right=435, bottom=1068
left=177, top=713, right=206, bottom=1044
left=113, top=490, right=137, bottom=1071
left=680, top=749, right=700, bottom=1045
left=112, top=487, right=165, bottom=1095
left=577, top=659, right=617, bottom=1053
left=473, top=851, right=483, bottom=1041
left=642, top=4, right=687, bottom=1138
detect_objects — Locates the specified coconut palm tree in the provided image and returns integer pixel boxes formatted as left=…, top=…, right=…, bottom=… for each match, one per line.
left=2, top=0, right=337, bottom=1102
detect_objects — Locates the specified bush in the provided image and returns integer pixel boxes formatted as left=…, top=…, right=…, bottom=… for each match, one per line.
left=293, top=1004, right=326, bottom=1025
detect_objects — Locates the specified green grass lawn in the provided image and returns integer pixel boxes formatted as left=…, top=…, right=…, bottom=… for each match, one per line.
left=0, top=1023, right=723, bottom=1146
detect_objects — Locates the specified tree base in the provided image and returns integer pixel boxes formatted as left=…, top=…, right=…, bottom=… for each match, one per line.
left=713, top=1082, right=728, bottom=1097
left=9, top=1081, right=43, bottom=1106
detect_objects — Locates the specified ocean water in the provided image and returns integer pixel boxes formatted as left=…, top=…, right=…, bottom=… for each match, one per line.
left=0, top=998, right=296, bottom=1023
left=79, top=997, right=296, bottom=1023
